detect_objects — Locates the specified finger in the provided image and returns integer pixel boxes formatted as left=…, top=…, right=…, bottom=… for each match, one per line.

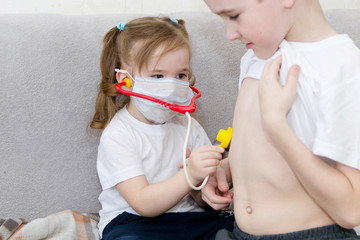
left=178, top=157, right=190, bottom=169
left=178, top=161, right=183, bottom=169
left=285, top=64, right=300, bottom=92
left=203, top=159, right=221, bottom=168
left=186, top=148, right=191, bottom=158
left=198, top=151, right=223, bottom=161
left=263, top=55, right=282, bottom=80
left=222, top=191, right=234, bottom=198
left=202, top=194, right=229, bottom=210
left=270, top=55, right=282, bottom=72
left=202, top=190, right=232, bottom=205
left=216, top=168, right=230, bottom=192
left=199, top=145, right=225, bottom=154
left=202, top=184, right=232, bottom=205
left=220, top=205, right=232, bottom=211
left=203, top=166, right=219, bottom=176
left=202, top=195, right=231, bottom=210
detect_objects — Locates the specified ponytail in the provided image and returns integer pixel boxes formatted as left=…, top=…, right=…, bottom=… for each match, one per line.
left=89, top=27, right=129, bottom=130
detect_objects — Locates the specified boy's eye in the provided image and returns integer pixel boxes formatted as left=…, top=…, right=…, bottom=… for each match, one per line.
left=152, top=74, right=163, bottom=79
left=176, top=73, right=188, bottom=80
left=229, top=14, right=239, bottom=20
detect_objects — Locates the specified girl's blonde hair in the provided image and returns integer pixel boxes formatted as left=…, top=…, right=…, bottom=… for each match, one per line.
left=89, top=17, right=193, bottom=130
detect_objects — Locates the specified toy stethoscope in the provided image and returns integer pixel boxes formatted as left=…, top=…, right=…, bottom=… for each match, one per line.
left=115, top=81, right=201, bottom=114
left=115, top=69, right=208, bottom=190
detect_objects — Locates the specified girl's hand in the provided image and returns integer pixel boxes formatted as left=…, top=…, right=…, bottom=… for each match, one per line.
left=187, top=145, right=224, bottom=185
left=177, top=148, right=191, bottom=169
left=258, top=55, right=300, bottom=131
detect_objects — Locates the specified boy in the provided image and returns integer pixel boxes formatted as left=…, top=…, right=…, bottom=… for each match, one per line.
left=201, top=0, right=360, bottom=239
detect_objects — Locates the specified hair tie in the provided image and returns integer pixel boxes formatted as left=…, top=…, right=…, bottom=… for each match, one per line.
left=117, top=22, right=127, bottom=31
left=171, top=19, right=178, bottom=24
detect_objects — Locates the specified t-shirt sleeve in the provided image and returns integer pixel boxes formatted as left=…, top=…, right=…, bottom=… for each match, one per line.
left=239, top=50, right=261, bottom=89
left=97, top=130, right=144, bottom=190
left=239, top=49, right=280, bottom=90
left=313, top=76, right=360, bottom=170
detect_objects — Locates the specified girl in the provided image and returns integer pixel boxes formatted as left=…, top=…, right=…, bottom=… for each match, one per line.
left=89, top=17, right=234, bottom=240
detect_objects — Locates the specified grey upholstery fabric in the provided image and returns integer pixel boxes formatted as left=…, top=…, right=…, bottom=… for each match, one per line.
left=1, top=12, right=359, bottom=236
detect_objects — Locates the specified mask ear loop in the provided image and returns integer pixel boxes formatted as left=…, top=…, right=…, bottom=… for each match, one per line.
left=182, top=112, right=209, bottom=190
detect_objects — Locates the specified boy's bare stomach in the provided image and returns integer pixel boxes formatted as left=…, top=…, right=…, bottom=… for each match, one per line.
left=229, top=78, right=334, bottom=235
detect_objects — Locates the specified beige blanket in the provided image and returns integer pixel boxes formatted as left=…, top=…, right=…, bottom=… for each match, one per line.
left=0, top=210, right=99, bottom=240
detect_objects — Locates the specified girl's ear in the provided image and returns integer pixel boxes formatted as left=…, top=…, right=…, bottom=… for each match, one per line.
left=115, top=70, right=127, bottom=83
left=115, top=69, right=134, bottom=89
left=281, top=0, right=296, bottom=8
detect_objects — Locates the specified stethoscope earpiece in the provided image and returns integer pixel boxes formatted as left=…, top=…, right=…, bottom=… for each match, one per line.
left=115, top=69, right=133, bottom=88
left=124, top=78, right=132, bottom=88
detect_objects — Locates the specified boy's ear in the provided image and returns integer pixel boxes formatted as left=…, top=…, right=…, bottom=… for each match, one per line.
left=281, top=0, right=296, bottom=8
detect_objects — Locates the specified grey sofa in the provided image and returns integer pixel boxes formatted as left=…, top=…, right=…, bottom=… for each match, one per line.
left=1, top=10, right=359, bottom=236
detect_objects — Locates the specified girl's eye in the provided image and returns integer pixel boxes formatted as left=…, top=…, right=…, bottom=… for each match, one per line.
left=229, top=14, right=239, bottom=20
left=152, top=74, right=163, bottom=79
left=176, top=73, right=188, bottom=80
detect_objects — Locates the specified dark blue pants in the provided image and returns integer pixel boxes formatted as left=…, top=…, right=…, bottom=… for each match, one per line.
left=102, top=210, right=235, bottom=240
left=216, top=223, right=360, bottom=240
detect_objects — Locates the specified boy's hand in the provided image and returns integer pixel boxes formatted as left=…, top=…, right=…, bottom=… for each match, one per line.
left=202, top=173, right=233, bottom=210
left=258, top=55, right=300, bottom=130
left=187, top=145, right=224, bottom=185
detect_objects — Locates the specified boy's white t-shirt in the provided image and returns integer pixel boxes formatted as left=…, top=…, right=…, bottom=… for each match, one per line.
left=97, top=107, right=210, bottom=236
left=239, top=34, right=360, bottom=170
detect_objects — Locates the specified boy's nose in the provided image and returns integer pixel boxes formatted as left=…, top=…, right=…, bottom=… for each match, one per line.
left=225, top=24, right=241, bottom=41
left=226, top=29, right=241, bottom=41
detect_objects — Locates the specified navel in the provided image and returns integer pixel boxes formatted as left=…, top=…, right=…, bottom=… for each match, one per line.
left=246, top=206, right=253, bottom=214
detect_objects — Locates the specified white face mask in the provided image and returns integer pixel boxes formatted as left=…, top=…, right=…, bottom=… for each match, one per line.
left=127, top=73, right=194, bottom=124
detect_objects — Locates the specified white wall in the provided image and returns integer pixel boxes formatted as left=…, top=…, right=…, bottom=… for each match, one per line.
left=1, top=0, right=209, bottom=14
left=320, top=0, right=360, bottom=9
left=2, top=0, right=360, bottom=14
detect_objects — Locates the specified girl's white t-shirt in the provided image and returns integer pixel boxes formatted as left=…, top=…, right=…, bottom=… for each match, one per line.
left=97, top=107, right=210, bottom=236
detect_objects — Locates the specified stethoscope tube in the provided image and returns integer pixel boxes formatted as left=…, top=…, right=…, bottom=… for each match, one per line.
left=116, top=81, right=207, bottom=190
